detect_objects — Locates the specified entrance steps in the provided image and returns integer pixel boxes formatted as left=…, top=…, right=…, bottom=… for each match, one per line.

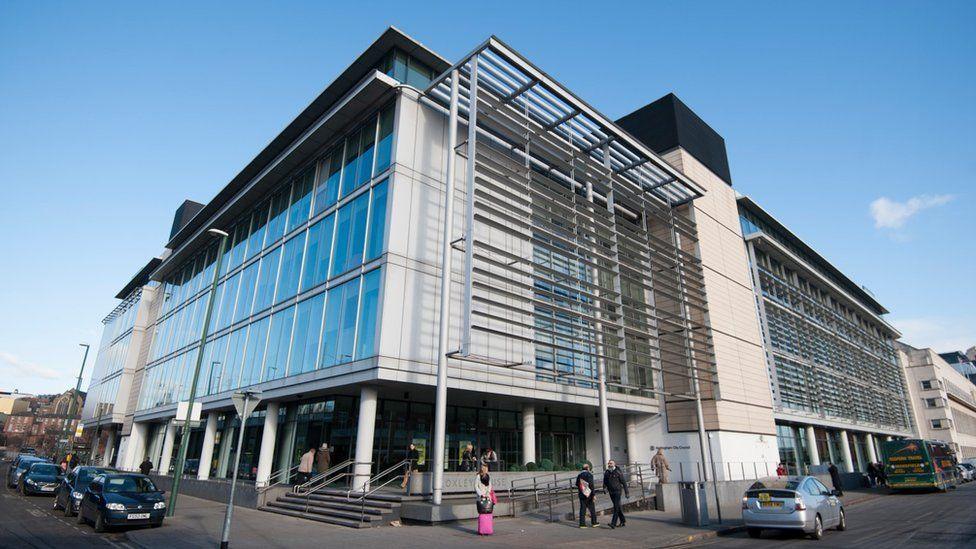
left=259, top=487, right=414, bottom=529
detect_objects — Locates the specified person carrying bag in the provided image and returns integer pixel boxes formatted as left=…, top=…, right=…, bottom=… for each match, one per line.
left=475, top=465, right=496, bottom=535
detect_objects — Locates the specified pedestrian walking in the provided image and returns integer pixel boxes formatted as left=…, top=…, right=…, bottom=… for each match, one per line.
left=604, top=460, right=629, bottom=529
left=876, top=462, right=888, bottom=487
left=651, top=448, right=671, bottom=483
left=298, top=447, right=316, bottom=484
left=827, top=462, right=844, bottom=496
left=401, top=443, right=420, bottom=492
left=576, top=463, right=598, bottom=528
left=475, top=465, right=496, bottom=535
left=316, top=443, right=331, bottom=474
left=461, top=444, right=477, bottom=472
left=866, top=462, right=877, bottom=487
left=139, top=457, right=153, bottom=476
left=776, top=462, right=787, bottom=476
left=481, top=447, right=499, bottom=472
left=68, top=453, right=79, bottom=470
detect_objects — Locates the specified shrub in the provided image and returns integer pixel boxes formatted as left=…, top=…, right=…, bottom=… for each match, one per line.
left=525, top=462, right=538, bottom=472
left=538, top=458, right=554, bottom=471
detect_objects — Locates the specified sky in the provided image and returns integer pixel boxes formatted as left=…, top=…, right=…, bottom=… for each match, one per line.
left=1, top=1, right=973, bottom=395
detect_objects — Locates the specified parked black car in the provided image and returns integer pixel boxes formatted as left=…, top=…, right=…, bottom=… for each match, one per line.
left=77, top=473, right=165, bottom=532
left=7, top=455, right=48, bottom=488
left=53, top=466, right=115, bottom=516
left=18, top=462, right=63, bottom=496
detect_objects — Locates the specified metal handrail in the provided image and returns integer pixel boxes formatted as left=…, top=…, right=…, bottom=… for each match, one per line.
left=293, top=459, right=355, bottom=494
left=257, top=463, right=300, bottom=494
left=347, top=459, right=412, bottom=525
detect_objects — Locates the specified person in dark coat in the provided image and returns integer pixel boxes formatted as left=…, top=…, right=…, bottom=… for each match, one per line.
left=461, top=444, right=477, bottom=472
left=827, top=462, right=844, bottom=496
left=401, top=444, right=421, bottom=492
left=866, top=462, right=877, bottom=487
left=575, top=463, right=598, bottom=528
left=603, top=460, right=629, bottom=529
left=139, top=457, right=153, bottom=476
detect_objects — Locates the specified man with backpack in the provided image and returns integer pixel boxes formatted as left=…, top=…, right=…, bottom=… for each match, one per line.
left=576, top=463, right=598, bottom=528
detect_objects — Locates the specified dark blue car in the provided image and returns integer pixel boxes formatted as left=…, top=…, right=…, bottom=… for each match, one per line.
left=53, top=466, right=115, bottom=517
left=77, top=473, right=166, bottom=532
left=7, top=455, right=48, bottom=488
left=18, top=462, right=63, bottom=496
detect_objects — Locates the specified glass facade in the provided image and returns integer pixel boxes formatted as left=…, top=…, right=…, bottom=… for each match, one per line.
left=84, top=287, right=148, bottom=422
left=138, top=104, right=394, bottom=411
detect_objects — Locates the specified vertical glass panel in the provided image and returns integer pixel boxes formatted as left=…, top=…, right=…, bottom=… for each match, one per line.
left=253, top=247, right=281, bottom=314
left=336, top=278, right=361, bottom=364
left=313, top=150, right=341, bottom=215
left=287, top=167, right=315, bottom=233
left=202, top=334, right=227, bottom=395
left=234, top=262, right=259, bottom=324
left=266, top=186, right=290, bottom=248
left=320, top=285, right=341, bottom=369
left=239, top=317, right=269, bottom=388
left=222, top=327, right=248, bottom=392
left=331, top=192, right=370, bottom=277
left=393, top=50, right=408, bottom=82
left=206, top=282, right=225, bottom=334
left=225, top=220, right=250, bottom=275
left=365, top=180, right=388, bottom=261
left=375, top=104, right=394, bottom=174
left=340, top=129, right=361, bottom=197
left=216, top=272, right=241, bottom=331
left=275, top=232, right=306, bottom=303
left=263, top=306, right=295, bottom=382
left=357, top=121, right=376, bottom=187
left=301, top=214, right=335, bottom=291
left=355, top=269, right=381, bottom=360
left=406, top=56, right=432, bottom=88
left=246, top=201, right=270, bottom=260
left=200, top=243, right=218, bottom=296
left=290, top=293, right=325, bottom=375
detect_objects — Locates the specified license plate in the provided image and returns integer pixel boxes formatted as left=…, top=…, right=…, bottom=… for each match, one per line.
left=40, top=486, right=55, bottom=492
left=127, top=513, right=151, bottom=520
left=760, top=501, right=783, bottom=508
left=758, top=492, right=771, bottom=502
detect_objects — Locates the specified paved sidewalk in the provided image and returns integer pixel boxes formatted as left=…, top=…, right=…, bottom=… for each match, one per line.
left=124, top=495, right=741, bottom=549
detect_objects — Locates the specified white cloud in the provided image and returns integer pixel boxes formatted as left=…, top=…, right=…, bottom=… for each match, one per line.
left=869, top=194, right=953, bottom=229
left=0, top=351, right=62, bottom=382
left=892, top=316, right=975, bottom=353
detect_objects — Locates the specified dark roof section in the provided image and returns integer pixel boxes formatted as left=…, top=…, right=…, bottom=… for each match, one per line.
left=939, top=351, right=969, bottom=365
left=163, top=26, right=450, bottom=253
left=115, top=257, right=163, bottom=299
left=737, top=195, right=889, bottom=315
left=169, top=200, right=205, bottom=240
left=616, top=93, right=732, bottom=185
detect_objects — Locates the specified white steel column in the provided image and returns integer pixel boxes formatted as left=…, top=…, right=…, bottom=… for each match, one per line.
left=123, top=422, right=148, bottom=471
left=432, top=69, right=460, bottom=506
left=805, top=425, right=821, bottom=466
left=255, top=402, right=280, bottom=487
left=102, top=428, right=116, bottom=467
left=353, top=386, right=379, bottom=492
left=159, top=421, right=177, bottom=475
left=217, top=425, right=235, bottom=479
left=460, top=55, right=478, bottom=355
left=521, top=404, right=536, bottom=466
left=866, top=433, right=878, bottom=463
left=626, top=415, right=640, bottom=465
left=197, top=412, right=219, bottom=480
left=838, top=430, right=854, bottom=473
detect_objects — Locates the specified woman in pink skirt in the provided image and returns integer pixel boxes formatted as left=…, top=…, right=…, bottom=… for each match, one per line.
left=475, top=465, right=496, bottom=535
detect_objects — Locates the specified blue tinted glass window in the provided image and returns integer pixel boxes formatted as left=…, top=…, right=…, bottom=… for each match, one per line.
left=203, top=334, right=228, bottom=395
left=313, top=149, right=341, bottom=215
left=331, top=192, right=369, bottom=276
left=287, top=167, right=315, bottom=233
left=375, top=104, right=394, bottom=174
left=225, top=221, right=250, bottom=275
left=355, top=269, right=381, bottom=360
left=340, top=130, right=361, bottom=197
left=301, top=214, right=335, bottom=291
left=253, top=247, right=280, bottom=313
left=234, top=262, right=258, bottom=324
left=215, top=272, right=240, bottom=331
left=246, top=202, right=269, bottom=260
left=221, top=328, right=247, bottom=392
left=266, top=186, right=290, bottom=248
left=276, top=232, right=306, bottom=303
left=263, top=306, right=294, bottom=382
left=356, top=122, right=376, bottom=187
left=365, top=181, right=388, bottom=261
left=291, top=293, right=325, bottom=375
left=239, top=317, right=269, bottom=388
left=336, top=278, right=361, bottom=364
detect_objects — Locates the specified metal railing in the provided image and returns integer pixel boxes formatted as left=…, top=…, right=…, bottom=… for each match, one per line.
left=506, top=464, right=658, bottom=521
left=292, top=459, right=356, bottom=494
left=256, top=463, right=300, bottom=494
left=347, top=459, right=412, bottom=525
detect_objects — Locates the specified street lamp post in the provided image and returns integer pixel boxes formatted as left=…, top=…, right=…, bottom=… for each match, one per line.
left=60, top=343, right=89, bottom=459
left=220, top=390, right=261, bottom=549
left=167, top=228, right=229, bottom=517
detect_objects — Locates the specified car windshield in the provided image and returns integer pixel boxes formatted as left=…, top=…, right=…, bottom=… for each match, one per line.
left=18, top=459, right=41, bottom=470
left=77, top=469, right=106, bottom=485
left=104, top=476, right=157, bottom=493
left=747, top=478, right=802, bottom=491
left=30, top=464, right=60, bottom=476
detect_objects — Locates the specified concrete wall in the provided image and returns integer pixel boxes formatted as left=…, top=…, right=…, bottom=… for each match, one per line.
left=655, top=473, right=837, bottom=520
left=150, top=474, right=259, bottom=509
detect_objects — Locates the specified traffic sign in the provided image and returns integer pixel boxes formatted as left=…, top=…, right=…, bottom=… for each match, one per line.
left=231, top=391, right=262, bottom=419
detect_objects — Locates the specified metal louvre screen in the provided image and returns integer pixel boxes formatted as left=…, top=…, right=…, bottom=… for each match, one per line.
left=425, top=38, right=717, bottom=401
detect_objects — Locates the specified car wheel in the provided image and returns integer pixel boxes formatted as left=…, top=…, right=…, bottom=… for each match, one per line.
left=20, top=484, right=27, bottom=496
left=150, top=521, right=162, bottom=528
left=76, top=508, right=87, bottom=525
left=810, top=515, right=823, bottom=540
left=837, top=508, right=846, bottom=531
left=747, top=527, right=762, bottom=538
left=94, top=511, right=107, bottom=533
left=64, top=501, right=75, bottom=518
left=52, top=496, right=61, bottom=511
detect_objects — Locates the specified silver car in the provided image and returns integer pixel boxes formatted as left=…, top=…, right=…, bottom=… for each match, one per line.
left=741, top=476, right=846, bottom=540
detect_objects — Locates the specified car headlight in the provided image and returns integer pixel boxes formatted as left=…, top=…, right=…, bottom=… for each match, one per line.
left=26, top=478, right=36, bottom=486
left=72, top=491, right=84, bottom=499
left=105, top=503, right=126, bottom=511
left=153, top=502, right=166, bottom=510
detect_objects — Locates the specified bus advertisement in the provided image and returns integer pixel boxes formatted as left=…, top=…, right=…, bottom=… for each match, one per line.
left=883, top=439, right=959, bottom=491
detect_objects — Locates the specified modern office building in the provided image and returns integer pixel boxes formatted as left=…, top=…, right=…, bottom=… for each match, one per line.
left=738, top=196, right=915, bottom=473
left=900, top=343, right=976, bottom=460
left=84, top=27, right=789, bottom=505
left=939, top=349, right=976, bottom=386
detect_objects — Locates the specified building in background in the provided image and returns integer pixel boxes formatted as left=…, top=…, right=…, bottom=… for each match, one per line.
left=938, top=349, right=976, bottom=386
left=899, top=342, right=976, bottom=460
left=2, top=390, right=84, bottom=455
left=738, top=196, right=915, bottom=474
